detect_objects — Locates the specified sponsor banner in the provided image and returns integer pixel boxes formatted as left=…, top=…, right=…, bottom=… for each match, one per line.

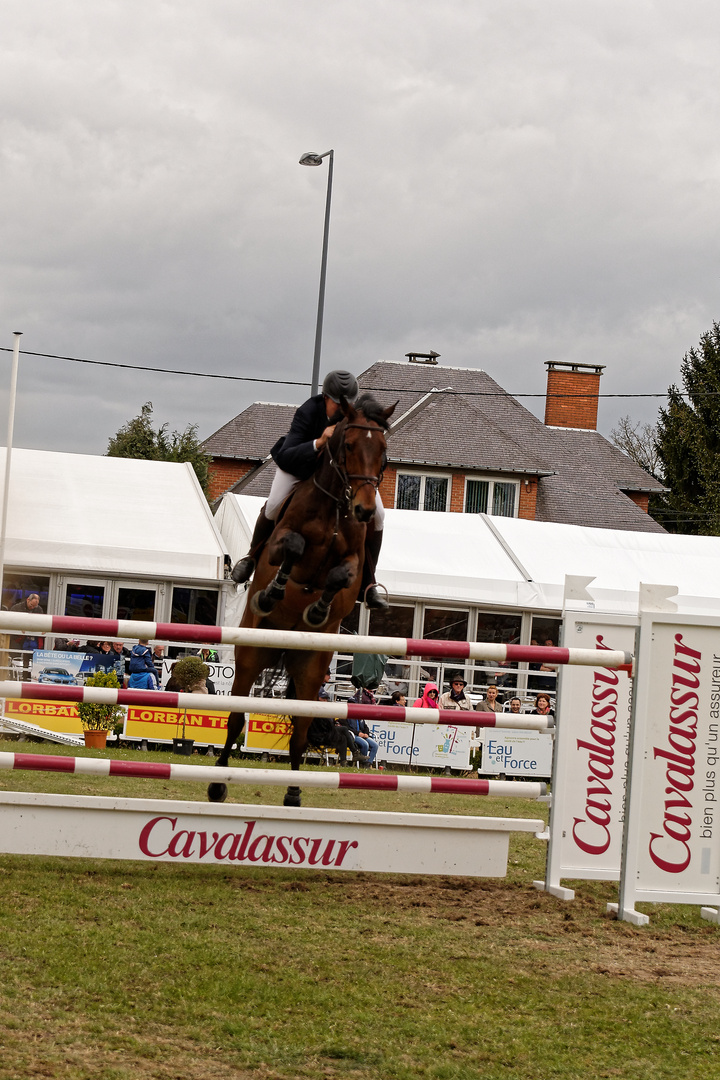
left=549, top=615, right=635, bottom=883
left=0, top=790, right=543, bottom=877
left=3, top=698, right=85, bottom=735
left=30, top=650, right=87, bottom=685
left=125, top=705, right=231, bottom=745
left=480, top=729, right=553, bottom=777
left=620, top=615, right=720, bottom=909
left=244, top=715, right=291, bottom=754
left=367, top=720, right=472, bottom=770
left=242, top=717, right=472, bottom=769
left=160, top=659, right=236, bottom=695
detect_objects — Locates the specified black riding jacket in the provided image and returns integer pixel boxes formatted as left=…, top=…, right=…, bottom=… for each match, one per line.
left=270, top=394, right=332, bottom=480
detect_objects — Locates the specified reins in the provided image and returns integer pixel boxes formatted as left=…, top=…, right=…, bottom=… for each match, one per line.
left=313, top=420, right=386, bottom=513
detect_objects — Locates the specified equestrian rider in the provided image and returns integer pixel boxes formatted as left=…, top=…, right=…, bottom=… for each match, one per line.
left=231, top=369, right=389, bottom=610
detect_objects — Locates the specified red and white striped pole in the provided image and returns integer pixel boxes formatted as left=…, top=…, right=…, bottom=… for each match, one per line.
left=0, top=680, right=554, bottom=730
left=0, top=751, right=547, bottom=798
left=0, top=612, right=633, bottom=670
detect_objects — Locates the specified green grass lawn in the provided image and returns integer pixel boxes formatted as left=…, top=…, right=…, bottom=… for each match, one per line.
left=0, top=739, right=718, bottom=1080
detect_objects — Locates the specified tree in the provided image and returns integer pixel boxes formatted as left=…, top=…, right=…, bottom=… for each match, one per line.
left=654, top=322, right=720, bottom=535
left=107, top=402, right=211, bottom=499
left=610, top=416, right=662, bottom=480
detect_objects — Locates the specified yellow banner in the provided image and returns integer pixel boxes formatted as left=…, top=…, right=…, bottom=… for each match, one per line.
left=3, top=698, right=84, bottom=735
left=244, top=715, right=291, bottom=753
left=125, top=705, right=231, bottom=746
left=3, top=699, right=293, bottom=751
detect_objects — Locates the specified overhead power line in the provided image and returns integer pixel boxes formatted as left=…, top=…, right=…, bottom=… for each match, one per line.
left=0, top=345, right=696, bottom=399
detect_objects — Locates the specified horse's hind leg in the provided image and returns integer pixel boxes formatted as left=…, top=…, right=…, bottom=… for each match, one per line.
left=282, top=653, right=333, bottom=808
left=208, top=710, right=245, bottom=803
left=251, top=532, right=305, bottom=616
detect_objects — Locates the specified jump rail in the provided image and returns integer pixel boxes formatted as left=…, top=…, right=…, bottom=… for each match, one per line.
left=0, top=752, right=546, bottom=798
left=0, top=612, right=632, bottom=669
left=0, top=681, right=553, bottom=730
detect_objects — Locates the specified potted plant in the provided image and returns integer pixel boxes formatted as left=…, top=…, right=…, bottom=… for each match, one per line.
left=77, top=670, right=126, bottom=749
left=169, top=656, right=209, bottom=755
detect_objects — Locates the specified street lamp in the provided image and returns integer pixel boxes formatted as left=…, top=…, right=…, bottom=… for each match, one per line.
left=299, top=149, right=334, bottom=396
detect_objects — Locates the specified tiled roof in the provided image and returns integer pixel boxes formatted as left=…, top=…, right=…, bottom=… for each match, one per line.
left=202, top=402, right=296, bottom=460
left=208, top=359, right=666, bottom=532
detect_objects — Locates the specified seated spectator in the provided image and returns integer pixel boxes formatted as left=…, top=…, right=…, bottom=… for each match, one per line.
left=348, top=687, right=379, bottom=766
left=93, top=641, right=117, bottom=673
left=128, top=639, right=160, bottom=690
left=475, top=683, right=502, bottom=713
left=507, top=696, right=523, bottom=713
left=9, top=592, right=44, bottom=665
left=533, top=693, right=554, bottom=716
left=412, top=682, right=440, bottom=708
left=439, top=672, right=473, bottom=710
left=390, top=690, right=406, bottom=706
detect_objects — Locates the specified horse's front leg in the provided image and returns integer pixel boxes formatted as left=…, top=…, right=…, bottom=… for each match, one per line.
left=283, top=717, right=312, bottom=807
left=251, top=531, right=305, bottom=616
left=208, top=709, right=246, bottom=803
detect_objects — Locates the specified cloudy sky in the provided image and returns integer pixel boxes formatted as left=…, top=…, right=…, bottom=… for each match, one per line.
left=2, top=0, right=719, bottom=456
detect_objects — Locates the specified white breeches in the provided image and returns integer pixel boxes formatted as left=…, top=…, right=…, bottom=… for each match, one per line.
left=266, top=467, right=384, bottom=529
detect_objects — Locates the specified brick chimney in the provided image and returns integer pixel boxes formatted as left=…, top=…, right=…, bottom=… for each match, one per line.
left=544, top=361, right=605, bottom=430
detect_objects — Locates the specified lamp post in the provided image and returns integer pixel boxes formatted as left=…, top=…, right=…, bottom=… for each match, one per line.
left=0, top=331, right=21, bottom=610
left=299, top=150, right=334, bottom=396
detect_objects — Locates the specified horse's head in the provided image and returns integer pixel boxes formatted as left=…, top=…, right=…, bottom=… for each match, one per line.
left=332, top=393, right=397, bottom=523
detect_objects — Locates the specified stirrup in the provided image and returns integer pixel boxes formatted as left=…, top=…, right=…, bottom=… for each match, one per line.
left=231, top=556, right=255, bottom=584
left=363, top=583, right=390, bottom=611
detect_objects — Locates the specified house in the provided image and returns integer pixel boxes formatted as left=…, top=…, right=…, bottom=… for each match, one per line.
left=203, top=356, right=665, bottom=533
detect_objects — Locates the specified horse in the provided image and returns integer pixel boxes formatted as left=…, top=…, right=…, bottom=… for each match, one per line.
left=208, top=392, right=396, bottom=807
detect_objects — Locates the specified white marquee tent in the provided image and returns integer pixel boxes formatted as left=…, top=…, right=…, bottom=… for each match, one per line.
left=216, top=493, right=720, bottom=616
left=3, top=448, right=229, bottom=581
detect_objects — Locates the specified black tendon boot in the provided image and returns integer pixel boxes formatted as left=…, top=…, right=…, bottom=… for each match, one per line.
left=361, top=524, right=390, bottom=611
left=231, top=506, right=275, bottom=584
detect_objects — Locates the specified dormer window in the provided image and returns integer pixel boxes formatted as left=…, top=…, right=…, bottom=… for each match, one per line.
left=465, top=477, right=518, bottom=517
left=396, top=472, right=450, bottom=512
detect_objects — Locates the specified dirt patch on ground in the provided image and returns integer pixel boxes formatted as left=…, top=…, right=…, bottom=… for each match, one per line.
left=278, top=874, right=720, bottom=987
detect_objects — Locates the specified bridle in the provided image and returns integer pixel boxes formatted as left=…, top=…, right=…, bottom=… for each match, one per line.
left=313, top=419, right=387, bottom=511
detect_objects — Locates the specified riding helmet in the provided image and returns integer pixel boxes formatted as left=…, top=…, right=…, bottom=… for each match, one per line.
left=322, top=370, right=359, bottom=403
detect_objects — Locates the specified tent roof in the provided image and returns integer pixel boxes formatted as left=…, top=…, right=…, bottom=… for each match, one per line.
left=5, top=448, right=228, bottom=580
left=219, top=494, right=720, bottom=615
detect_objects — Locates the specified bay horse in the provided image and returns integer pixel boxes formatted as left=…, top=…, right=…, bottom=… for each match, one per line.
left=208, top=393, right=396, bottom=807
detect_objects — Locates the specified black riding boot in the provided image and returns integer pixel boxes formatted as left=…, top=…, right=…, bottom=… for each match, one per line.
left=231, top=506, right=275, bottom=584
left=361, top=525, right=389, bottom=612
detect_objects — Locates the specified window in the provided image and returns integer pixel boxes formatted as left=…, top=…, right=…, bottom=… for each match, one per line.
left=2, top=575, right=50, bottom=614
left=117, top=587, right=156, bottom=622
left=465, top=477, right=519, bottom=518
left=171, top=588, right=219, bottom=625
left=396, top=473, right=449, bottom=512
left=64, top=583, right=105, bottom=619
left=422, top=607, right=469, bottom=663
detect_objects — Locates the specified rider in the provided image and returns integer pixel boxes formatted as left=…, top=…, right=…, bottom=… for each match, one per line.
left=231, top=370, right=389, bottom=610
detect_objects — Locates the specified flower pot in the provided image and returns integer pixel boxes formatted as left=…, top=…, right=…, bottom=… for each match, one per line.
left=83, top=730, right=108, bottom=749
left=172, top=737, right=195, bottom=756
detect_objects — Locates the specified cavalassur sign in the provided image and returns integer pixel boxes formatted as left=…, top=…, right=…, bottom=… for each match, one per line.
left=542, top=613, right=635, bottom=898
left=618, top=614, right=720, bottom=923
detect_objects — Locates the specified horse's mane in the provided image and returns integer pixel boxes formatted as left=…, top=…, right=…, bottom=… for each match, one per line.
left=353, top=393, right=390, bottom=430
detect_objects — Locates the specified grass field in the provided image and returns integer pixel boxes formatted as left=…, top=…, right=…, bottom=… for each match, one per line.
left=0, top=739, right=718, bottom=1080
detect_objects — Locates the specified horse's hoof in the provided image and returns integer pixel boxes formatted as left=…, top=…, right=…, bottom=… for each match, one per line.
left=231, top=557, right=254, bottom=584
left=283, top=786, right=302, bottom=808
left=208, top=783, right=228, bottom=803
left=302, top=602, right=329, bottom=628
left=250, top=591, right=275, bottom=616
